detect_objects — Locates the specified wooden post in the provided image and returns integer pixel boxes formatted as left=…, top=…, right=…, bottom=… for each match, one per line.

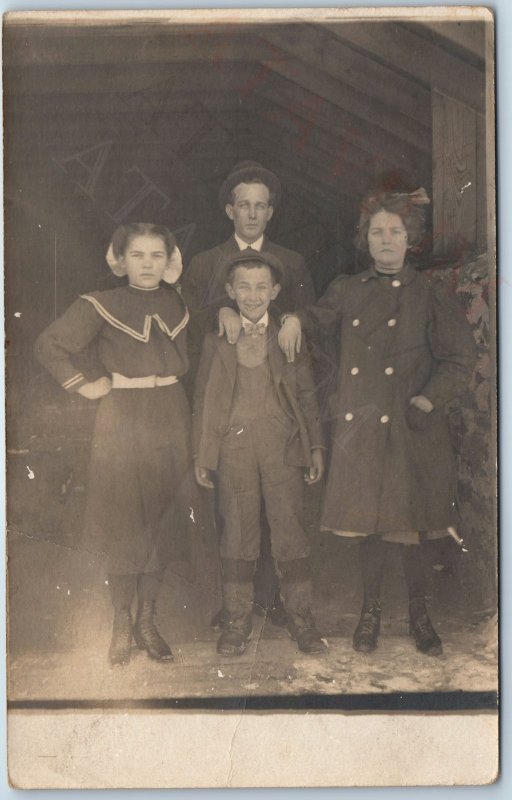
left=432, top=89, right=478, bottom=259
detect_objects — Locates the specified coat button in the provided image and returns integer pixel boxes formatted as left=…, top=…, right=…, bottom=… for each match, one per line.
left=387, top=318, right=397, bottom=327
left=351, top=367, right=359, bottom=375
left=392, top=279, right=401, bottom=288
left=352, top=318, right=360, bottom=327
left=345, top=412, right=354, bottom=421
left=380, top=415, right=390, bottom=423
left=384, top=367, right=394, bottom=375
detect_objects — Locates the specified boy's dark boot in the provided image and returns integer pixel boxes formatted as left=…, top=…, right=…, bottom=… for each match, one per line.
left=278, top=559, right=326, bottom=654
left=409, top=597, right=443, bottom=656
left=401, top=544, right=442, bottom=656
left=108, top=574, right=137, bottom=666
left=133, top=572, right=174, bottom=662
left=353, top=535, right=386, bottom=653
left=353, top=599, right=382, bottom=653
left=217, top=559, right=255, bottom=656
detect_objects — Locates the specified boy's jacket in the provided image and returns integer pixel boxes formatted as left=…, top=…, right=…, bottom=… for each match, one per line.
left=193, top=318, right=324, bottom=470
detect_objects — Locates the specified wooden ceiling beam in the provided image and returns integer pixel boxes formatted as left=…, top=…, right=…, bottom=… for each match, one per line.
left=259, top=51, right=430, bottom=153
left=405, top=21, right=486, bottom=63
left=3, top=28, right=265, bottom=66
left=230, top=108, right=373, bottom=197
left=253, top=78, right=431, bottom=178
left=322, top=20, right=485, bottom=113
left=260, top=24, right=432, bottom=129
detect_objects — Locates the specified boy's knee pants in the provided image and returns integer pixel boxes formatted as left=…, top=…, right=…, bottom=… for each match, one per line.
left=218, top=420, right=310, bottom=562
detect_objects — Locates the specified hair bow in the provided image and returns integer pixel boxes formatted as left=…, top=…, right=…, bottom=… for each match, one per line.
left=105, top=243, right=183, bottom=284
left=391, top=187, right=431, bottom=206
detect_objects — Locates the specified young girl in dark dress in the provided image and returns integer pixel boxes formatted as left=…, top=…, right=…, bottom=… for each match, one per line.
left=35, top=223, right=193, bottom=666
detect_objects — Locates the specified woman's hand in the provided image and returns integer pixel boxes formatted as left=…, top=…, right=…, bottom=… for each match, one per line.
left=410, top=395, right=434, bottom=413
left=406, top=395, right=434, bottom=431
left=278, top=316, right=302, bottom=363
left=305, top=448, right=324, bottom=485
left=194, top=464, right=214, bottom=489
left=218, top=307, right=242, bottom=344
left=77, top=377, right=112, bottom=400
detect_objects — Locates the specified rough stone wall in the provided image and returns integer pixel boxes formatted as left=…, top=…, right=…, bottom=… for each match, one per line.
left=434, top=253, right=496, bottom=615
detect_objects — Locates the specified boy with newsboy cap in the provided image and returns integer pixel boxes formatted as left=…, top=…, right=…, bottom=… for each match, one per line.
left=193, top=250, right=326, bottom=656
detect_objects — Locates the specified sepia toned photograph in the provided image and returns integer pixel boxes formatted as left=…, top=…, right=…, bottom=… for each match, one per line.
left=4, top=5, right=498, bottom=788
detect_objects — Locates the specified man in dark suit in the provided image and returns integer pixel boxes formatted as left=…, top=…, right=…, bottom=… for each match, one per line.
left=182, top=160, right=315, bottom=371
left=193, top=250, right=326, bottom=656
left=182, top=161, right=316, bottom=627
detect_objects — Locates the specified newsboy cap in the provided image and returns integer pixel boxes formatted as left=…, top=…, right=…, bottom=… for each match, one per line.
left=226, top=248, right=284, bottom=283
left=218, top=161, right=282, bottom=209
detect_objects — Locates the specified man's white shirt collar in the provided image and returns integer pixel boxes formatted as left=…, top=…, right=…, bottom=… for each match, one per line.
left=240, top=311, right=269, bottom=330
left=235, top=234, right=264, bottom=251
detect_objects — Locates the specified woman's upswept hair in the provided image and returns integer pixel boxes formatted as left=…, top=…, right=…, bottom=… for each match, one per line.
left=355, top=189, right=429, bottom=256
left=110, top=222, right=177, bottom=260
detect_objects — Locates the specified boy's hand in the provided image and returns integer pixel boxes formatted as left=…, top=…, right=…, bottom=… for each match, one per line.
left=77, top=377, right=112, bottom=400
left=194, top=464, right=214, bottom=489
left=305, top=448, right=324, bottom=485
left=278, top=316, right=301, bottom=362
left=218, top=307, right=242, bottom=344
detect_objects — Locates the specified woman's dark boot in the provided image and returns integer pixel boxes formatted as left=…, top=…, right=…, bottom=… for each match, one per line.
left=107, top=574, right=137, bottom=666
left=133, top=601, right=174, bottom=661
left=353, top=600, right=381, bottom=652
left=401, top=544, right=442, bottom=655
left=409, top=597, right=443, bottom=656
left=133, top=572, right=173, bottom=661
left=353, top=535, right=386, bottom=652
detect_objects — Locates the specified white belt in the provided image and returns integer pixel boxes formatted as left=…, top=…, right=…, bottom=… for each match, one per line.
left=111, top=372, right=179, bottom=389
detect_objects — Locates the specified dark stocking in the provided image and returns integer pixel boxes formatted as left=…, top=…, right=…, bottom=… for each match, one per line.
left=359, top=534, right=387, bottom=605
left=400, top=544, right=427, bottom=600
left=108, top=573, right=137, bottom=611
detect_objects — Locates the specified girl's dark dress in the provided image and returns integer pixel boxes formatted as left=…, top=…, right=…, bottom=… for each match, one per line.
left=35, top=283, right=193, bottom=573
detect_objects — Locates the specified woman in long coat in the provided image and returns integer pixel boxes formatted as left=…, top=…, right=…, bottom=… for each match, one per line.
left=35, top=223, right=193, bottom=666
left=279, top=188, right=477, bottom=656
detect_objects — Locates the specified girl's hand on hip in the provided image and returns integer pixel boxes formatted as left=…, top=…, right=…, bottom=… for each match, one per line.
left=195, top=464, right=214, bottom=489
left=218, top=307, right=242, bottom=344
left=278, top=316, right=301, bottom=363
left=77, top=377, right=112, bottom=400
left=305, top=448, right=324, bottom=485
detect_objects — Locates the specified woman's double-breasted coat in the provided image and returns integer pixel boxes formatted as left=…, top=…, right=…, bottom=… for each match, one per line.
left=296, top=262, right=477, bottom=538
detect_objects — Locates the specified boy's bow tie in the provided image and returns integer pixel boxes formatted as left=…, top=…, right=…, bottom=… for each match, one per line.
left=243, top=322, right=266, bottom=336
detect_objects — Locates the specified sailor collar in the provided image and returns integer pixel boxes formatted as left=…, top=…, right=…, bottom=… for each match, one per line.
left=80, top=285, right=189, bottom=342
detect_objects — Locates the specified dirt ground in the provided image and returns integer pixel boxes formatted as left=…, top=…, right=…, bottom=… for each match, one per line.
left=7, top=468, right=498, bottom=702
